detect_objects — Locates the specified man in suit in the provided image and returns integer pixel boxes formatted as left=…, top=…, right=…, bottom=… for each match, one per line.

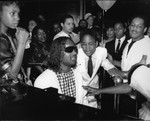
left=108, top=21, right=129, bottom=69
left=83, top=15, right=150, bottom=118
left=77, top=29, right=124, bottom=108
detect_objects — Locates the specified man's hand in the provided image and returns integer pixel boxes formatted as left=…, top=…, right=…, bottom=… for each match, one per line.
left=82, top=86, right=101, bottom=96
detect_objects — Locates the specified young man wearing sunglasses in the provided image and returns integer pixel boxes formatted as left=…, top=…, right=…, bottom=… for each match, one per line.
left=34, top=37, right=84, bottom=105
left=77, top=29, right=125, bottom=108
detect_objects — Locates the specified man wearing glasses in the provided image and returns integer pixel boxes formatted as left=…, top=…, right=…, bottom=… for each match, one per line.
left=34, top=37, right=84, bottom=105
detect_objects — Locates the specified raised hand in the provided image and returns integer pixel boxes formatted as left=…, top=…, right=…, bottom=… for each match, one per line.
left=15, top=27, right=29, bottom=46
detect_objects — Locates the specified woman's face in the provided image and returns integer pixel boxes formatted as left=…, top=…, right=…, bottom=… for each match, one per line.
left=79, top=20, right=87, bottom=28
left=36, top=28, right=47, bottom=43
left=28, top=20, right=37, bottom=32
left=1, top=3, right=20, bottom=29
left=106, top=27, right=115, bottom=39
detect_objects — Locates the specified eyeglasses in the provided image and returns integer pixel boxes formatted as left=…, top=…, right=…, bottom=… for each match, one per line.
left=64, top=46, right=78, bottom=53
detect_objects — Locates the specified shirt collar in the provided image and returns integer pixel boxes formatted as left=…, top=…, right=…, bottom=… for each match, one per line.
left=84, top=48, right=97, bottom=61
left=116, top=35, right=126, bottom=42
left=127, top=35, right=147, bottom=43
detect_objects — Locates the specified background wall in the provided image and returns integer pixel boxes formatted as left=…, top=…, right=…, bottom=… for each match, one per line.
left=19, top=0, right=150, bottom=29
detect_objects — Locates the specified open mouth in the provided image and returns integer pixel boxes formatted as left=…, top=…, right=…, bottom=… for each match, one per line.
left=70, top=56, right=77, bottom=61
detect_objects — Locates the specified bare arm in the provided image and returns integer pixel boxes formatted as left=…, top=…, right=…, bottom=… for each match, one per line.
left=112, top=60, right=121, bottom=68
left=83, top=83, right=132, bottom=96
left=98, top=83, right=132, bottom=94
left=7, top=28, right=29, bottom=78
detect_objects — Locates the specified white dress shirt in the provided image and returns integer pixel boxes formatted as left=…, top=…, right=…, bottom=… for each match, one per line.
left=115, top=35, right=126, bottom=52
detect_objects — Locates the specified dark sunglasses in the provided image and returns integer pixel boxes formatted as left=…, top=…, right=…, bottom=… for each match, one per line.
left=64, top=46, right=78, bottom=53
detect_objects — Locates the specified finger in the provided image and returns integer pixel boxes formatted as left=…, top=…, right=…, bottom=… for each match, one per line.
left=88, top=92, right=97, bottom=96
left=82, top=86, right=89, bottom=90
left=86, top=92, right=93, bottom=96
left=15, top=27, right=20, bottom=36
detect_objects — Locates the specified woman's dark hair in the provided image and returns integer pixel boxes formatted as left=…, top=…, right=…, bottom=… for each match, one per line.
left=0, top=1, right=20, bottom=11
left=104, top=25, right=115, bottom=39
left=48, top=37, right=71, bottom=72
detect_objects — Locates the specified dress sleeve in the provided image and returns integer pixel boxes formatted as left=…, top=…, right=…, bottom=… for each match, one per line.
left=0, top=35, right=14, bottom=77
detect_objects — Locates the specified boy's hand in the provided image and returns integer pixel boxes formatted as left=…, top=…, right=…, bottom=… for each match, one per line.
left=82, top=86, right=100, bottom=96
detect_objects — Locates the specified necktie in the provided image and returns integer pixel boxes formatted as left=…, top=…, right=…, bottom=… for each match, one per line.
left=68, top=34, right=72, bottom=39
left=127, top=41, right=135, bottom=55
left=88, top=56, right=93, bottom=77
left=116, top=39, right=121, bottom=53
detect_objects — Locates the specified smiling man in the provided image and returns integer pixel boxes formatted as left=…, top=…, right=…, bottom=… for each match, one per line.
left=34, top=37, right=84, bottom=104
left=82, top=15, right=150, bottom=118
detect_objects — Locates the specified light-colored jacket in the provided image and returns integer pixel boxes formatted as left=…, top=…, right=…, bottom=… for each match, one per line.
left=77, top=47, right=114, bottom=108
left=121, top=36, right=150, bottom=71
left=121, top=35, right=150, bottom=83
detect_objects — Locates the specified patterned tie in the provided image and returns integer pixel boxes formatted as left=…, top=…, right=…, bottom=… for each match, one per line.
left=116, top=39, right=121, bottom=53
left=88, top=56, right=93, bottom=77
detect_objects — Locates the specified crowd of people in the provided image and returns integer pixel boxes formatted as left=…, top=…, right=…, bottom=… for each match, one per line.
left=0, top=1, right=150, bottom=120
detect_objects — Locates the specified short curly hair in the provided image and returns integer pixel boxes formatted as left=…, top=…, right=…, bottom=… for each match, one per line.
left=0, top=1, right=20, bottom=12
left=48, top=37, right=73, bottom=73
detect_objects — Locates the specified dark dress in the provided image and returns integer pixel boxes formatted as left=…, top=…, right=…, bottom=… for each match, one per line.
left=27, top=41, right=49, bottom=82
left=0, top=33, right=26, bottom=106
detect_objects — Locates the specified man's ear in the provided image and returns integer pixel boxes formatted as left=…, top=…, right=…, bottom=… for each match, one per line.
left=96, top=41, right=98, bottom=47
left=124, top=28, right=126, bottom=33
left=61, top=23, right=63, bottom=28
left=128, top=25, right=131, bottom=30
left=144, top=27, right=147, bottom=33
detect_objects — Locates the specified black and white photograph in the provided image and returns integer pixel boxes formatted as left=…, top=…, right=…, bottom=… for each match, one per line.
left=0, top=0, right=150, bottom=120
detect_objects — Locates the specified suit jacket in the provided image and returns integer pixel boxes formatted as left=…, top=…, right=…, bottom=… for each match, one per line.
left=106, top=36, right=129, bottom=62
left=77, top=47, right=114, bottom=108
